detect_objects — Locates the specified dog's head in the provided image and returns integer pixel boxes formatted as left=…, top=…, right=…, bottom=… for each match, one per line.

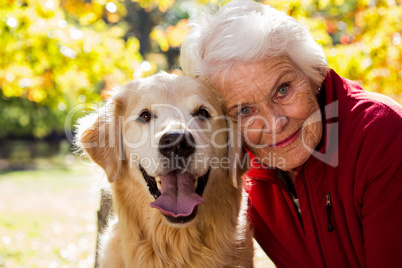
left=76, top=72, right=247, bottom=225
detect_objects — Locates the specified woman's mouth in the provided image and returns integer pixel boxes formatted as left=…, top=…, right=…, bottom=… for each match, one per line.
left=271, top=128, right=301, bottom=148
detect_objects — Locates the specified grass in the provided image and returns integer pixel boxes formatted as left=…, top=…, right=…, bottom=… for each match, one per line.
left=0, top=159, right=99, bottom=268
left=0, top=156, right=273, bottom=267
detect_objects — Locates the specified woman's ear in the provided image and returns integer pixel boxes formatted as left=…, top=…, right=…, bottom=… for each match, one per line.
left=227, top=118, right=249, bottom=188
left=76, top=96, right=126, bottom=183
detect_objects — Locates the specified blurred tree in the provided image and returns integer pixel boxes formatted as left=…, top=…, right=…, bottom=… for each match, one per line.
left=0, top=0, right=209, bottom=139
left=0, top=0, right=144, bottom=139
left=0, top=0, right=400, bottom=140
left=263, top=0, right=402, bottom=102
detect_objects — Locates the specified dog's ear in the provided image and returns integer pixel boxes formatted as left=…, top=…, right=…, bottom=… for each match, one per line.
left=227, top=118, right=249, bottom=188
left=76, top=94, right=126, bottom=183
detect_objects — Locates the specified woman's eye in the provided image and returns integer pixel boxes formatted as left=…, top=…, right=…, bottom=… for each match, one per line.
left=138, top=110, right=151, bottom=123
left=240, top=107, right=252, bottom=115
left=195, top=107, right=211, bottom=120
left=275, top=84, right=290, bottom=99
left=278, top=86, right=288, bottom=95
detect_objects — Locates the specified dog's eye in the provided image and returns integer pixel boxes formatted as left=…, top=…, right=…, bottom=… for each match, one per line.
left=194, top=107, right=211, bottom=120
left=138, top=110, right=152, bottom=123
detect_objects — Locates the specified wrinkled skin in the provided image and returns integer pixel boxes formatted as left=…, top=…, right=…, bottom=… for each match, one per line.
left=212, top=57, right=322, bottom=172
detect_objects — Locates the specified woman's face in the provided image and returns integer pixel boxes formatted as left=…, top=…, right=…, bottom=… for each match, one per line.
left=213, top=57, right=322, bottom=171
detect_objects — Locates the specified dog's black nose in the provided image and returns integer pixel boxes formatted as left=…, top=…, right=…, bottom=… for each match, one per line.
left=159, top=131, right=196, bottom=158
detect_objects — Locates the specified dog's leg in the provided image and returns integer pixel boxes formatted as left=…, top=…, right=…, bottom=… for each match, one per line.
left=242, top=223, right=255, bottom=268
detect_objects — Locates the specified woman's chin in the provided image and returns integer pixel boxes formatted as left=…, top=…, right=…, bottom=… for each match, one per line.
left=252, top=142, right=313, bottom=170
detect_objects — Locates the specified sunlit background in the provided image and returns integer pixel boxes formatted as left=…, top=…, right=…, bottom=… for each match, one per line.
left=0, top=0, right=401, bottom=267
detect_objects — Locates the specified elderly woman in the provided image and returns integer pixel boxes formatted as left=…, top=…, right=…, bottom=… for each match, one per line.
left=180, top=0, right=402, bottom=267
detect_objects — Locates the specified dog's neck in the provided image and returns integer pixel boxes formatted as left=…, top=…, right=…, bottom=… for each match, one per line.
left=110, top=169, right=244, bottom=267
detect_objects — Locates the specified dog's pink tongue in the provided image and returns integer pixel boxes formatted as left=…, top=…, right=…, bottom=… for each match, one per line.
left=150, top=171, right=204, bottom=217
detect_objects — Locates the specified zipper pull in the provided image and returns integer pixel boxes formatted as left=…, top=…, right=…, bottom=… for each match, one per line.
left=326, top=193, right=333, bottom=232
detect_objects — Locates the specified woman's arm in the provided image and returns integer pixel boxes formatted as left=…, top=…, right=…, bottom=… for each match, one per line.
left=361, top=147, right=402, bottom=267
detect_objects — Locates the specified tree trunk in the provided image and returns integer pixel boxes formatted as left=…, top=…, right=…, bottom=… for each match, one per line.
left=94, top=189, right=113, bottom=268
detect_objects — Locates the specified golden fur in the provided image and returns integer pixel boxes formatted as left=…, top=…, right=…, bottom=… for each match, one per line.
left=76, top=72, right=253, bottom=267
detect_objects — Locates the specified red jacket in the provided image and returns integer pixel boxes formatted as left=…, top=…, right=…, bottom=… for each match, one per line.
left=245, top=70, right=402, bottom=267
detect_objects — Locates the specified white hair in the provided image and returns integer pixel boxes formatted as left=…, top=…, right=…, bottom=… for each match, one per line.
left=180, top=0, right=329, bottom=86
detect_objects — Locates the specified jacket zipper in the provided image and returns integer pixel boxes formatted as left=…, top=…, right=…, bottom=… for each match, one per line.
left=326, top=192, right=351, bottom=268
left=301, top=173, right=327, bottom=268
left=326, top=193, right=333, bottom=232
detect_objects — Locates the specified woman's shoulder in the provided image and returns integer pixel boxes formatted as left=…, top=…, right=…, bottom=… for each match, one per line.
left=318, top=71, right=400, bottom=175
left=324, top=69, right=402, bottom=131
left=325, top=71, right=401, bottom=183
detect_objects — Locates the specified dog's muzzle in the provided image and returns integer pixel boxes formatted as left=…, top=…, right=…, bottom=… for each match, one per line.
left=140, top=130, right=210, bottom=224
left=158, top=130, right=196, bottom=158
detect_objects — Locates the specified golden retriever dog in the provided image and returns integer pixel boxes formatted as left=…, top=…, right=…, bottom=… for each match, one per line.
left=76, top=72, right=253, bottom=267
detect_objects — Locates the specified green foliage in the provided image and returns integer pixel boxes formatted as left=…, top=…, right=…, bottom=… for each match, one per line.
left=0, top=0, right=401, bottom=139
left=0, top=0, right=144, bottom=139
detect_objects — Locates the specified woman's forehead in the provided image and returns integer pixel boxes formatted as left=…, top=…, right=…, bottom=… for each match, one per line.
left=213, top=58, right=299, bottom=98
left=213, top=58, right=297, bottom=87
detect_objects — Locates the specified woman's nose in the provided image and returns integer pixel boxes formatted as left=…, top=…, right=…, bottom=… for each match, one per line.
left=261, top=106, right=288, bottom=134
left=264, top=115, right=288, bottom=134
